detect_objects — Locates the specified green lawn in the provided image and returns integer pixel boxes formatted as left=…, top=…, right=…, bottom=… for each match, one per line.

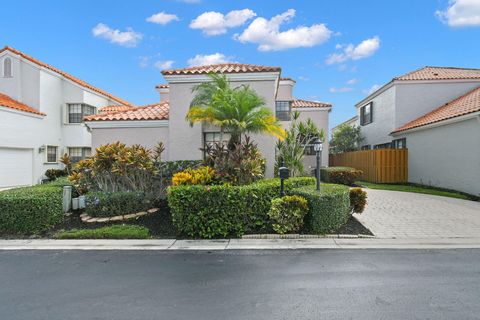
left=55, top=225, right=150, bottom=239
left=356, top=181, right=478, bottom=201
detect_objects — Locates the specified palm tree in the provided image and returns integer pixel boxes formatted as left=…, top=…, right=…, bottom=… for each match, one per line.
left=186, top=74, right=286, bottom=148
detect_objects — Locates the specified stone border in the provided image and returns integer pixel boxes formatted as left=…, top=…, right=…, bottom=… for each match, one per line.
left=242, top=234, right=375, bottom=239
left=80, top=208, right=159, bottom=223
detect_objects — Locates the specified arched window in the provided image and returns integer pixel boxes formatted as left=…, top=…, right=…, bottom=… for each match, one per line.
left=3, top=57, right=12, bottom=77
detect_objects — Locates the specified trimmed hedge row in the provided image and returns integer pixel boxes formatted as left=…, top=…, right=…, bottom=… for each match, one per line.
left=291, top=184, right=350, bottom=234
left=320, top=166, right=362, bottom=186
left=0, top=184, right=64, bottom=234
left=85, top=192, right=153, bottom=218
left=168, top=177, right=315, bottom=238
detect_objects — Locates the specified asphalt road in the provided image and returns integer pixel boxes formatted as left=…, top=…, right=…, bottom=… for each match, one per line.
left=1, top=250, right=480, bottom=320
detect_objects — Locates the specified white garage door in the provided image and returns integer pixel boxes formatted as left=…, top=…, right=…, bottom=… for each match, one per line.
left=0, top=148, right=33, bottom=188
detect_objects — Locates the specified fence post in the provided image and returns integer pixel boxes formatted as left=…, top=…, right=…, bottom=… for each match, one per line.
left=62, top=186, right=72, bottom=213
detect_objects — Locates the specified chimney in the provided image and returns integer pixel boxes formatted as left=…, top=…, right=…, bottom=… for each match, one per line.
left=156, top=84, right=169, bottom=102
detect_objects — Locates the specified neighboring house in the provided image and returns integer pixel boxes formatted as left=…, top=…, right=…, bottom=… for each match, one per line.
left=0, top=46, right=130, bottom=188
left=331, top=115, right=358, bottom=134
left=85, top=64, right=332, bottom=177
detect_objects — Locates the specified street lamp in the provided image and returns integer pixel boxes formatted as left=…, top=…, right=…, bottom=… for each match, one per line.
left=313, top=138, right=323, bottom=191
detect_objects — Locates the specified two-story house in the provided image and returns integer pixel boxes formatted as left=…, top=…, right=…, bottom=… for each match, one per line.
left=0, top=47, right=131, bottom=188
left=85, top=64, right=332, bottom=178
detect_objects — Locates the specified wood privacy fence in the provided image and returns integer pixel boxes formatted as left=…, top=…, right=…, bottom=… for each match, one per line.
left=329, top=149, right=408, bottom=183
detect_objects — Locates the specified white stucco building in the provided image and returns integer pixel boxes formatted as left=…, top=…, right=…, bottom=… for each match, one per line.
left=0, top=46, right=131, bottom=188
left=85, top=64, right=332, bottom=178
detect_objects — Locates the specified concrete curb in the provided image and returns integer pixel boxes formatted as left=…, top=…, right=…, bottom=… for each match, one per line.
left=1, top=238, right=480, bottom=250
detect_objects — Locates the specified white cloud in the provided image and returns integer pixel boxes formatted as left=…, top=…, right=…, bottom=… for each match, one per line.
left=187, top=53, right=234, bottom=66
left=326, top=36, right=380, bottom=64
left=139, top=56, right=149, bottom=68
left=92, top=23, right=143, bottom=47
left=298, top=76, right=309, bottom=81
left=235, top=9, right=332, bottom=51
left=190, top=9, right=256, bottom=36
left=436, top=0, right=480, bottom=27
left=146, top=12, right=179, bottom=25
left=154, top=60, right=175, bottom=70
left=346, top=78, right=357, bottom=85
left=329, top=87, right=354, bottom=93
left=363, top=84, right=381, bottom=95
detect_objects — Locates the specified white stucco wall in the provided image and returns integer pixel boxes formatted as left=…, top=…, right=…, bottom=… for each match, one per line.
left=394, top=117, right=480, bottom=196
left=297, top=108, right=330, bottom=167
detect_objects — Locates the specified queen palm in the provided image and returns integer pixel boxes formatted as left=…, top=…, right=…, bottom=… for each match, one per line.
left=186, top=74, right=286, bottom=148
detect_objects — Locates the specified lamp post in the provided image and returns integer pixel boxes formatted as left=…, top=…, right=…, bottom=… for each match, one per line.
left=313, top=138, right=323, bottom=191
left=278, top=159, right=290, bottom=197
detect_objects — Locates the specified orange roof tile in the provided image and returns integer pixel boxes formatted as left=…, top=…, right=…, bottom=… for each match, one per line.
left=292, top=99, right=331, bottom=109
left=98, top=105, right=133, bottom=113
left=161, top=63, right=281, bottom=75
left=155, top=84, right=170, bottom=89
left=394, top=66, right=480, bottom=81
left=393, top=86, right=480, bottom=133
left=280, top=77, right=295, bottom=82
left=0, top=92, right=45, bottom=116
left=0, top=46, right=133, bottom=107
left=85, top=102, right=169, bottom=121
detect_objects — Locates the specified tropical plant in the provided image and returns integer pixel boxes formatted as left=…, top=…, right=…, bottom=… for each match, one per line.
left=171, top=166, right=216, bottom=186
left=329, top=124, right=364, bottom=154
left=268, top=195, right=308, bottom=234
left=186, top=73, right=286, bottom=148
left=276, top=111, right=325, bottom=177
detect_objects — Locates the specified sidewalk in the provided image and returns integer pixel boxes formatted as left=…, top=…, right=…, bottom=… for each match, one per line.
left=2, top=238, right=480, bottom=250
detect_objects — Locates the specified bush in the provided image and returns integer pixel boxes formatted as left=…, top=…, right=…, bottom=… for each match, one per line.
left=320, top=167, right=362, bottom=186
left=157, top=160, right=203, bottom=179
left=55, top=225, right=150, bottom=239
left=290, top=184, right=350, bottom=234
left=85, top=191, right=153, bottom=218
left=45, top=168, right=67, bottom=181
left=0, top=184, right=63, bottom=234
left=268, top=195, right=308, bottom=234
left=168, top=177, right=315, bottom=238
left=350, top=188, right=367, bottom=213
left=172, top=166, right=216, bottom=186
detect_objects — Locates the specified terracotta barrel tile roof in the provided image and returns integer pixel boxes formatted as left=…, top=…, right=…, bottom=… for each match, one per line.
left=98, top=105, right=134, bottom=113
left=393, top=86, right=480, bottom=133
left=0, top=93, right=45, bottom=116
left=155, top=84, right=170, bottom=89
left=280, top=77, right=295, bottom=82
left=85, top=102, right=169, bottom=122
left=292, top=99, right=331, bottom=109
left=0, top=46, right=133, bottom=107
left=395, top=66, right=480, bottom=81
left=161, top=63, right=281, bottom=75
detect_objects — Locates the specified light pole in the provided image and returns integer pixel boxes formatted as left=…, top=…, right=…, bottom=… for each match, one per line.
left=313, top=138, right=323, bottom=191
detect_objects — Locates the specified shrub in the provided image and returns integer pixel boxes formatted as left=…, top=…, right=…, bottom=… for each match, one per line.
left=350, top=188, right=367, bottom=213
left=157, top=160, right=203, bottom=179
left=268, top=195, right=308, bottom=234
left=85, top=191, right=152, bottom=218
left=45, top=168, right=67, bottom=181
left=320, top=167, right=362, bottom=186
left=290, top=184, right=350, bottom=234
left=0, top=185, right=63, bottom=234
left=55, top=225, right=150, bottom=239
left=168, top=177, right=315, bottom=238
left=171, top=166, right=216, bottom=186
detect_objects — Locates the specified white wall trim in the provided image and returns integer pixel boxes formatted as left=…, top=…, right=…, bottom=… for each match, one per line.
left=294, top=107, right=332, bottom=112
left=0, top=105, right=44, bottom=119
left=85, top=120, right=169, bottom=129
left=164, top=72, right=280, bottom=83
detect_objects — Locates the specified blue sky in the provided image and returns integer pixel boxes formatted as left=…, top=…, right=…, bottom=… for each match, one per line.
left=1, top=0, right=479, bottom=128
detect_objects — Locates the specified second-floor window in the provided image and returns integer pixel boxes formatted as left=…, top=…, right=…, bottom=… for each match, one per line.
left=3, top=57, right=12, bottom=78
left=67, top=103, right=96, bottom=123
left=68, top=147, right=92, bottom=163
left=275, top=101, right=291, bottom=121
left=360, top=102, right=373, bottom=126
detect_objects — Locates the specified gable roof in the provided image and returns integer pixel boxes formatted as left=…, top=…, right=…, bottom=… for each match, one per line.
left=98, top=105, right=133, bottom=113
left=394, top=66, right=480, bottom=81
left=161, top=63, right=281, bottom=76
left=392, top=86, right=480, bottom=133
left=292, top=99, right=331, bottom=109
left=0, top=46, right=133, bottom=107
left=85, top=102, right=169, bottom=122
left=0, top=92, right=45, bottom=116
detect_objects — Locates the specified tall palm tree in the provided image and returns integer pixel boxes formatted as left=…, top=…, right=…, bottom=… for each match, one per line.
left=186, top=74, right=286, bottom=147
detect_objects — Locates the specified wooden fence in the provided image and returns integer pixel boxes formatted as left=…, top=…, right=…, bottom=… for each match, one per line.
left=329, top=149, right=408, bottom=183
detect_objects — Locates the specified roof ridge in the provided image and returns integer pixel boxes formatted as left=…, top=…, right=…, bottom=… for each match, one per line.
left=423, top=66, right=480, bottom=71
left=0, top=46, right=133, bottom=107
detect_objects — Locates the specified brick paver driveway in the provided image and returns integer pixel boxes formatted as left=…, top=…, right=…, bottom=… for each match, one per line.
left=354, top=189, right=480, bottom=238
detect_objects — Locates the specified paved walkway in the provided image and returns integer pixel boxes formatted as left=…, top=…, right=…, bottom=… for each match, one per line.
left=355, top=189, right=480, bottom=239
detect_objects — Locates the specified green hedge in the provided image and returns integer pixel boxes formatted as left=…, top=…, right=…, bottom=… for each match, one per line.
left=320, top=166, right=362, bottom=186
left=290, top=184, right=351, bottom=234
left=0, top=184, right=63, bottom=234
left=55, top=225, right=150, bottom=239
left=168, top=177, right=315, bottom=238
left=85, top=192, right=153, bottom=217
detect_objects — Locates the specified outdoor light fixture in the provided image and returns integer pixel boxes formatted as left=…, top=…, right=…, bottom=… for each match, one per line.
left=314, top=138, right=323, bottom=191
left=278, top=160, right=290, bottom=197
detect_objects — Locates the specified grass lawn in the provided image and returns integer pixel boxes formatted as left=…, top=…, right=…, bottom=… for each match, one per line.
left=55, top=225, right=150, bottom=239
left=356, top=181, right=478, bottom=201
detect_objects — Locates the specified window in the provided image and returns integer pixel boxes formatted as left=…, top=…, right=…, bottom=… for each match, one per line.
left=374, top=142, right=392, bottom=149
left=303, top=134, right=320, bottom=155
left=392, top=138, right=406, bottom=149
left=68, top=147, right=92, bottom=163
left=67, top=103, right=96, bottom=123
left=46, top=146, right=58, bottom=163
left=3, top=57, right=12, bottom=78
left=204, top=132, right=230, bottom=149
left=361, top=145, right=371, bottom=150
left=360, top=102, right=373, bottom=125
left=275, top=101, right=291, bottom=121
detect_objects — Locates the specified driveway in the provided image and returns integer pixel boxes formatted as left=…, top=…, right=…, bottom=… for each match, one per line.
left=355, top=189, right=480, bottom=238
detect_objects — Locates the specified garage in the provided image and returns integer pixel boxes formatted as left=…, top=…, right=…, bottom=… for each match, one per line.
left=0, top=147, right=34, bottom=188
